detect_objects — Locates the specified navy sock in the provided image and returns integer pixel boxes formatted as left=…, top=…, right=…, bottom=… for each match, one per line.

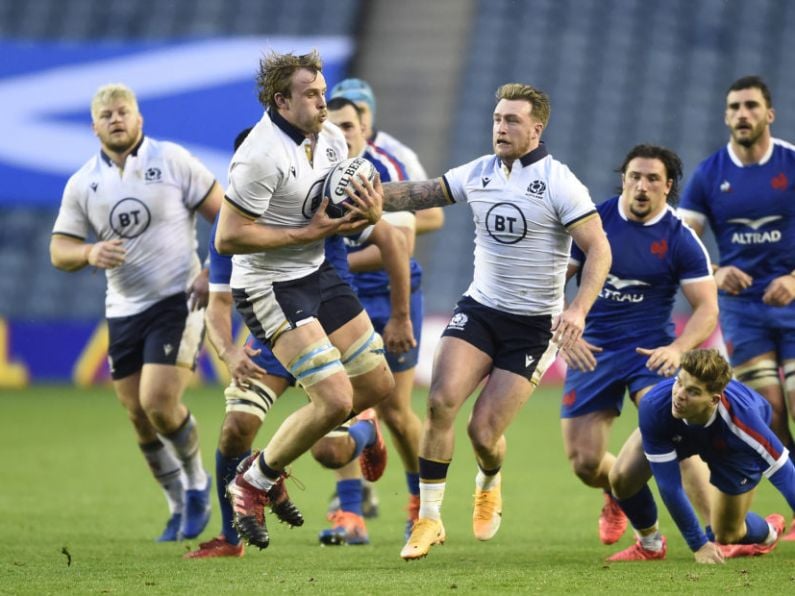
left=337, top=478, right=364, bottom=516
left=406, top=471, right=420, bottom=496
left=216, top=448, right=249, bottom=544
left=739, top=512, right=770, bottom=544
left=616, top=485, right=658, bottom=531
left=419, top=457, right=451, bottom=481
left=705, top=525, right=715, bottom=542
left=347, top=420, right=376, bottom=459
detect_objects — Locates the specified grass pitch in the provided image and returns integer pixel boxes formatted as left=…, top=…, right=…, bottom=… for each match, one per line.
left=1, top=384, right=792, bottom=594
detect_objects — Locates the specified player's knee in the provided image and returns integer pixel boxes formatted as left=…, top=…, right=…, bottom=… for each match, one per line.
left=224, top=379, right=279, bottom=422
left=311, top=435, right=354, bottom=469
left=218, top=412, right=261, bottom=454
left=609, top=466, right=633, bottom=500
left=466, top=421, right=500, bottom=453
left=569, top=451, right=602, bottom=485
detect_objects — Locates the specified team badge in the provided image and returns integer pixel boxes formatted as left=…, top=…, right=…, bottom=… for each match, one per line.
left=447, top=313, right=468, bottom=331
left=145, top=167, right=162, bottom=182
left=526, top=179, right=546, bottom=198
left=720, top=180, right=731, bottom=193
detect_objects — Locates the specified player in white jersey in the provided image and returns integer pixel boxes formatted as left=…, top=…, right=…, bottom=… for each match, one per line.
left=377, top=83, right=612, bottom=560
left=50, top=83, right=223, bottom=542
left=330, top=77, right=444, bottom=234
left=216, top=50, right=396, bottom=550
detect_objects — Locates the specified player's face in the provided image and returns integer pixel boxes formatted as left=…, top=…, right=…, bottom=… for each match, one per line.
left=280, top=69, right=328, bottom=135
left=725, top=87, right=774, bottom=148
left=92, top=99, right=143, bottom=154
left=329, top=105, right=366, bottom=158
left=354, top=101, right=374, bottom=140
left=620, top=157, right=672, bottom=222
left=671, top=370, right=719, bottom=423
left=493, top=99, right=543, bottom=162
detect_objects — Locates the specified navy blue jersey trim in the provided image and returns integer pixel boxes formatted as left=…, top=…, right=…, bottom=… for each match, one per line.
left=269, top=109, right=306, bottom=145
left=223, top=195, right=260, bottom=220
left=564, top=209, right=597, bottom=229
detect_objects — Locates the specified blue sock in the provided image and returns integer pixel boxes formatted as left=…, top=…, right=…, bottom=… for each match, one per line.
left=337, top=478, right=364, bottom=516
left=347, top=421, right=376, bottom=459
left=406, top=471, right=420, bottom=496
left=705, top=525, right=715, bottom=542
left=739, top=512, right=770, bottom=544
left=216, top=448, right=249, bottom=545
left=616, top=485, right=658, bottom=531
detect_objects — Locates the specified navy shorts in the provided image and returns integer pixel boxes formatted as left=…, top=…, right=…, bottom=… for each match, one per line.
left=360, top=287, right=423, bottom=373
left=441, top=295, right=556, bottom=382
left=562, top=344, right=664, bottom=418
left=234, top=260, right=364, bottom=346
left=107, top=292, right=204, bottom=380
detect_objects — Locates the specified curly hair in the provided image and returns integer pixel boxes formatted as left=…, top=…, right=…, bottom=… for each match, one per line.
left=256, top=49, right=323, bottom=112
left=495, top=83, right=551, bottom=127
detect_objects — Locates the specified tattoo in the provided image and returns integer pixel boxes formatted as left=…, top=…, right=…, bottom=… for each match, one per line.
left=382, top=180, right=451, bottom=212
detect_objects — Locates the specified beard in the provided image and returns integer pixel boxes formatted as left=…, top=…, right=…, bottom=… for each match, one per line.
left=733, top=121, right=765, bottom=148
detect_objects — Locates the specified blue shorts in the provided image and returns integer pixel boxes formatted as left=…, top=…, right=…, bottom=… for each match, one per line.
left=719, top=296, right=795, bottom=365
left=247, top=335, right=295, bottom=384
left=441, top=295, right=554, bottom=381
left=360, top=288, right=423, bottom=372
left=107, top=292, right=202, bottom=380
left=674, top=442, right=765, bottom=495
left=561, top=345, right=664, bottom=418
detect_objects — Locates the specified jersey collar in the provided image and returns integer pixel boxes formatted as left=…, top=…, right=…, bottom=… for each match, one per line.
left=519, top=142, right=549, bottom=167
left=100, top=134, right=145, bottom=166
left=617, top=195, right=670, bottom=226
left=269, top=109, right=308, bottom=145
left=726, top=138, right=774, bottom=167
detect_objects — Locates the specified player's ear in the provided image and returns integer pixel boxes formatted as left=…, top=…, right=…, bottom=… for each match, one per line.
left=767, top=106, right=775, bottom=125
left=274, top=92, right=288, bottom=110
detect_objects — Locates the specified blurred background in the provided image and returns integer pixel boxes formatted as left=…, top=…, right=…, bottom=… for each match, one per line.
left=1, top=0, right=793, bottom=386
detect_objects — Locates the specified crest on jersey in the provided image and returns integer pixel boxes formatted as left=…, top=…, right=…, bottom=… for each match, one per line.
left=301, top=177, right=326, bottom=219
left=720, top=180, right=731, bottom=193
left=485, top=202, right=527, bottom=245
left=109, top=197, right=151, bottom=238
left=526, top=179, right=546, bottom=198
left=447, top=312, right=468, bottom=331
left=145, top=167, right=162, bottom=182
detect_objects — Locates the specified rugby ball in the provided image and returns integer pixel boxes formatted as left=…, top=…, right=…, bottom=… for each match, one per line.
left=322, top=157, right=377, bottom=218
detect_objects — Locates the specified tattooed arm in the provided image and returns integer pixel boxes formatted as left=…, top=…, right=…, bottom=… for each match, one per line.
left=381, top=179, right=454, bottom=212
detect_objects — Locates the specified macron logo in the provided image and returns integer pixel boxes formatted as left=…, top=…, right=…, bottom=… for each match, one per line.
left=525, top=354, right=535, bottom=368
left=163, top=344, right=173, bottom=356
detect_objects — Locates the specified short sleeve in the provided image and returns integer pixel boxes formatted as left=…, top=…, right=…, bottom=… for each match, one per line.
left=52, top=175, right=89, bottom=240
left=550, top=166, right=596, bottom=228
left=165, top=142, right=216, bottom=211
left=226, top=158, right=282, bottom=218
left=674, top=223, right=712, bottom=283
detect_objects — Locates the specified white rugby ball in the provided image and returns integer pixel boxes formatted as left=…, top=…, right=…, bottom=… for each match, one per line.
left=322, top=157, right=377, bottom=218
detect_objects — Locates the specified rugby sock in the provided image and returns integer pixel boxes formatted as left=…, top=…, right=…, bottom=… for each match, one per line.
left=140, top=439, right=184, bottom=514
left=337, top=478, right=364, bottom=516
left=739, top=512, right=773, bottom=545
left=616, top=485, right=658, bottom=531
left=418, top=457, right=450, bottom=521
left=406, top=471, right=420, bottom=496
left=160, top=412, right=208, bottom=490
left=347, top=419, right=376, bottom=459
left=243, top=451, right=279, bottom=491
left=638, top=528, right=664, bottom=552
left=476, top=468, right=501, bottom=491
left=705, top=525, right=715, bottom=542
left=216, top=448, right=249, bottom=544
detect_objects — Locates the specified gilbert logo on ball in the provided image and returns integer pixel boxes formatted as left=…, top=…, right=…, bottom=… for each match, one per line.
left=322, top=157, right=376, bottom=218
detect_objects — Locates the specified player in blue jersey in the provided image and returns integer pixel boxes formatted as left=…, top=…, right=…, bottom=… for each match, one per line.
left=330, top=77, right=444, bottom=235
left=614, top=349, right=791, bottom=563
left=560, top=145, right=718, bottom=550
left=318, top=98, right=425, bottom=544
left=678, top=75, right=795, bottom=540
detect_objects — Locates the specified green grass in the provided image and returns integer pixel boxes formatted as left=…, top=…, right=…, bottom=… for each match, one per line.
left=1, top=384, right=793, bottom=594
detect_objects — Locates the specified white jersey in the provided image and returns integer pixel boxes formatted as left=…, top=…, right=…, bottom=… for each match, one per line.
left=373, top=129, right=427, bottom=180
left=443, top=144, right=596, bottom=316
left=225, top=110, right=347, bottom=291
left=52, top=136, right=215, bottom=317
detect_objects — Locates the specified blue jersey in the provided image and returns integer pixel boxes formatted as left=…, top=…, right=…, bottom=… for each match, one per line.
left=640, top=377, right=790, bottom=550
left=347, top=146, right=422, bottom=297
left=571, top=197, right=711, bottom=349
left=679, top=139, right=795, bottom=299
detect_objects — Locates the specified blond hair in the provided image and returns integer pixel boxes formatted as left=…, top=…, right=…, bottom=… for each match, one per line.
left=496, top=83, right=551, bottom=127
left=256, top=50, right=323, bottom=112
left=680, top=349, right=733, bottom=395
left=91, top=83, right=139, bottom=121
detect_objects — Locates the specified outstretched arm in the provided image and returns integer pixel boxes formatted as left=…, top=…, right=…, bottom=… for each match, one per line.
left=649, top=459, right=709, bottom=553
left=382, top=179, right=453, bottom=212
